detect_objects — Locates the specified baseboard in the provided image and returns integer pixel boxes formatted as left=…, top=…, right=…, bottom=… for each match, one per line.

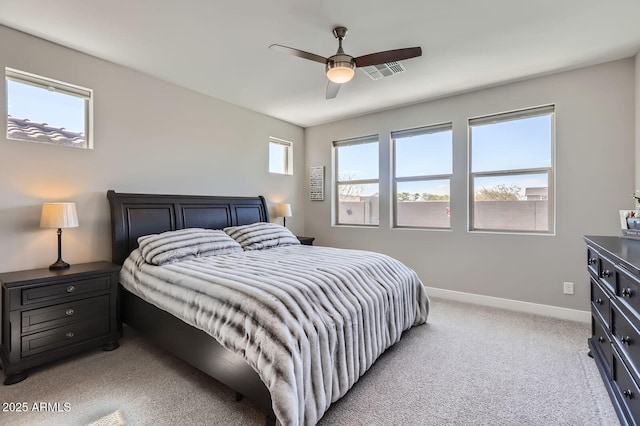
left=426, top=287, right=591, bottom=323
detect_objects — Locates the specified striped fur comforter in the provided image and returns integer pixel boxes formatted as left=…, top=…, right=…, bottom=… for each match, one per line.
left=121, top=244, right=429, bottom=425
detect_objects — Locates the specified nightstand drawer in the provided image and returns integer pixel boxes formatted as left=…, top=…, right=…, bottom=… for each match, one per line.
left=22, top=276, right=111, bottom=306
left=21, top=317, right=109, bottom=358
left=22, top=295, right=109, bottom=334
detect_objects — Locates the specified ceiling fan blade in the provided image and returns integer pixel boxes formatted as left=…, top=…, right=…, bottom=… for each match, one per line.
left=269, top=44, right=327, bottom=64
left=354, top=47, right=422, bottom=67
left=326, top=81, right=341, bottom=99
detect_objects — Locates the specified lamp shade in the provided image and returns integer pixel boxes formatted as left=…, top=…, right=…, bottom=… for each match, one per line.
left=40, top=202, right=79, bottom=229
left=276, top=203, right=292, bottom=218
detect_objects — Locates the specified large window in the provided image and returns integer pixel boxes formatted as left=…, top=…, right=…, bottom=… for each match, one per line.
left=333, top=136, right=379, bottom=226
left=6, top=68, right=93, bottom=149
left=469, top=105, right=555, bottom=233
left=268, top=137, right=293, bottom=175
left=392, top=124, right=452, bottom=228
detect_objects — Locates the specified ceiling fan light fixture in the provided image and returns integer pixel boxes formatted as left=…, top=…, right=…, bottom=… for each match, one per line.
left=326, top=59, right=355, bottom=84
left=270, top=26, right=422, bottom=98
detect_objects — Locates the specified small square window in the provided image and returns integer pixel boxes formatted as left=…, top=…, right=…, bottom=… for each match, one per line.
left=6, top=68, right=93, bottom=149
left=269, top=137, right=292, bottom=175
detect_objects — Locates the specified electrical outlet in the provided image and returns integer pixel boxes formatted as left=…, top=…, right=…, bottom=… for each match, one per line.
left=563, top=282, right=574, bottom=295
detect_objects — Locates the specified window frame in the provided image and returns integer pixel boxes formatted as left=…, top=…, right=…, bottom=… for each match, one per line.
left=268, top=137, right=293, bottom=175
left=391, top=122, right=453, bottom=229
left=333, top=135, right=380, bottom=227
left=6, top=67, right=93, bottom=149
left=468, top=105, right=555, bottom=234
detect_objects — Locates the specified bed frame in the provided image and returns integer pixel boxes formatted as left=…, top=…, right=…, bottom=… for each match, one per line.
left=107, top=190, right=275, bottom=425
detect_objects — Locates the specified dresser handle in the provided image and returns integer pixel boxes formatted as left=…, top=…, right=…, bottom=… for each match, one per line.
left=595, top=298, right=603, bottom=305
left=65, top=309, right=74, bottom=316
left=602, top=270, right=612, bottom=278
left=621, top=336, right=632, bottom=345
left=66, top=285, right=75, bottom=293
left=588, top=258, right=597, bottom=265
left=624, top=389, right=633, bottom=399
left=65, top=331, right=74, bottom=339
left=597, top=336, right=604, bottom=343
left=622, top=288, right=633, bottom=297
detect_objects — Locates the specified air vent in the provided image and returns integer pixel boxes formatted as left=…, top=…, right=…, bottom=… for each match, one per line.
left=360, top=61, right=407, bottom=80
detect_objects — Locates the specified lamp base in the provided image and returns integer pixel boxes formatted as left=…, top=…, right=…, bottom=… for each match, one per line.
left=49, top=259, right=70, bottom=270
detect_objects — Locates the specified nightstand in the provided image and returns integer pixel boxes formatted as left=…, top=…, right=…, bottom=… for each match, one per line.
left=0, top=261, right=121, bottom=385
left=297, top=236, right=315, bottom=246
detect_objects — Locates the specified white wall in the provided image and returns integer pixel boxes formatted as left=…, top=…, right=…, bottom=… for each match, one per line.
left=1, top=24, right=635, bottom=314
left=304, top=59, right=636, bottom=311
left=636, top=51, right=640, bottom=191
left=0, top=25, right=304, bottom=272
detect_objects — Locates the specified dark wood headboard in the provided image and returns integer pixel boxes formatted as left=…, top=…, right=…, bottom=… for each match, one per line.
left=107, top=190, right=269, bottom=265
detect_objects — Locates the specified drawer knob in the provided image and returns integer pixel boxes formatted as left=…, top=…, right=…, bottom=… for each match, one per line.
left=66, top=285, right=75, bottom=293
left=595, top=298, right=603, bottom=305
left=624, top=389, right=633, bottom=399
left=588, top=258, right=597, bottom=265
left=65, top=308, right=74, bottom=316
left=597, top=336, right=604, bottom=343
left=602, top=270, right=612, bottom=278
left=621, top=336, right=632, bottom=346
left=622, top=288, right=633, bottom=297
left=65, top=331, right=74, bottom=339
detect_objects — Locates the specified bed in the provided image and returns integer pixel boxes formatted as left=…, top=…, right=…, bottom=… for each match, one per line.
left=107, top=190, right=429, bottom=426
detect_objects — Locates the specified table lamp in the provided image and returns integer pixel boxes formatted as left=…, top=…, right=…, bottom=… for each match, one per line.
left=40, top=202, right=79, bottom=270
left=276, top=203, right=292, bottom=227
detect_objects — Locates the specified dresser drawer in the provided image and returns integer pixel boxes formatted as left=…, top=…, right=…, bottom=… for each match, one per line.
left=613, top=347, right=640, bottom=422
left=22, top=276, right=111, bottom=306
left=587, top=246, right=599, bottom=277
left=612, top=306, right=640, bottom=380
left=593, top=314, right=612, bottom=377
left=21, top=295, right=109, bottom=334
left=600, top=255, right=616, bottom=294
left=21, top=317, right=109, bottom=358
left=617, top=265, right=640, bottom=317
left=591, top=277, right=611, bottom=327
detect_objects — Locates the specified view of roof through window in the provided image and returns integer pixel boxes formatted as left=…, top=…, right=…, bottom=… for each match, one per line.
left=6, top=69, right=91, bottom=148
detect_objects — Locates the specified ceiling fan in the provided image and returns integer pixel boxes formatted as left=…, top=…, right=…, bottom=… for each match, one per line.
left=269, top=27, right=422, bottom=99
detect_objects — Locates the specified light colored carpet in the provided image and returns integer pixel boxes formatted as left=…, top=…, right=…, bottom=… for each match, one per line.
left=86, top=410, right=126, bottom=426
left=0, top=297, right=619, bottom=425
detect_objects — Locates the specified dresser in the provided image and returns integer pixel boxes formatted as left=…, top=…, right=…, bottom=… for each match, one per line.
left=0, top=261, right=121, bottom=385
left=584, top=236, right=640, bottom=425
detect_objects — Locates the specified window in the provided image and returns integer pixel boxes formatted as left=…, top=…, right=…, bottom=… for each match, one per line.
left=392, top=124, right=452, bottom=228
left=6, top=68, right=93, bottom=149
left=333, top=136, right=379, bottom=226
left=469, top=105, right=555, bottom=233
left=269, top=137, right=293, bottom=175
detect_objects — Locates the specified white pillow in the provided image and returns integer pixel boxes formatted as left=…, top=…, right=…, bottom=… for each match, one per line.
left=224, top=222, right=300, bottom=251
left=137, top=228, right=242, bottom=265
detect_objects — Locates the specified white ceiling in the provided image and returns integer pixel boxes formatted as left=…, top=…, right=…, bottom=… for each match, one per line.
left=2, top=0, right=640, bottom=128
